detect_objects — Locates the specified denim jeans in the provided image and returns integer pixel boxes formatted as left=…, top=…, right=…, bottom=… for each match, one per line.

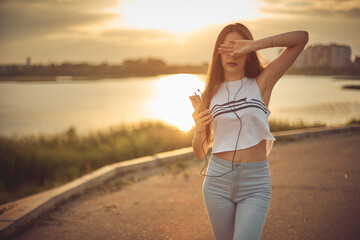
left=202, top=155, right=271, bottom=240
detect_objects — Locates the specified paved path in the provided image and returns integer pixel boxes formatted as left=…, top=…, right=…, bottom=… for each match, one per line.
left=14, top=131, right=360, bottom=240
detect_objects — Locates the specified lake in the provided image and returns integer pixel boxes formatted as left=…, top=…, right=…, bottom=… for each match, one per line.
left=0, top=74, right=359, bottom=137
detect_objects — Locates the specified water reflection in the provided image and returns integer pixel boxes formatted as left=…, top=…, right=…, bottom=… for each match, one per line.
left=0, top=74, right=359, bottom=137
left=149, top=74, right=205, bottom=131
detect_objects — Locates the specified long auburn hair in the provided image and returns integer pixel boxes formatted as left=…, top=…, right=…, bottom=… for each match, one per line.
left=202, top=23, right=264, bottom=143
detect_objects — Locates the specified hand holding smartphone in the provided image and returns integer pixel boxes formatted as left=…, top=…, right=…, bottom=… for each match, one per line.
left=190, top=91, right=213, bottom=133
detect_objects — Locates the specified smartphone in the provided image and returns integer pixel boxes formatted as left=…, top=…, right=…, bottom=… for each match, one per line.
left=189, top=94, right=202, bottom=109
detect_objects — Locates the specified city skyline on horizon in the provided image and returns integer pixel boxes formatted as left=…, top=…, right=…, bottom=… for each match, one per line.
left=5, top=42, right=357, bottom=67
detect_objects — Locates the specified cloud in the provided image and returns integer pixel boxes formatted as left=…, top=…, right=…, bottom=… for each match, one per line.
left=261, top=6, right=360, bottom=18
left=0, top=0, right=118, bottom=42
left=257, top=0, right=360, bottom=18
left=100, top=29, right=180, bottom=46
left=0, top=25, right=222, bottom=64
left=0, top=0, right=118, bottom=10
left=1, top=16, right=360, bottom=65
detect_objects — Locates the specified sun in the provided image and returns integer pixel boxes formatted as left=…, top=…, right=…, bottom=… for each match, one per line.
left=106, top=0, right=260, bottom=33
left=148, top=74, right=205, bottom=132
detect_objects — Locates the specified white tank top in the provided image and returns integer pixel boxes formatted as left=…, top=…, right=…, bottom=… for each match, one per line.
left=210, top=77, right=276, bottom=157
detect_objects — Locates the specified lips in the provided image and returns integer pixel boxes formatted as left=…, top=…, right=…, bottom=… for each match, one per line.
left=227, top=62, right=238, bottom=67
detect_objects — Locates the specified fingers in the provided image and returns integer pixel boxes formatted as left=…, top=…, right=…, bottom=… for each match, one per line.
left=219, top=40, right=251, bottom=56
left=218, top=42, right=233, bottom=52
left=203, top=116, right=213, bottom=125
left=192, top=108, right=213, bottom=134
left=198, top=111, right=213, bottom=124
left=193, top=109, right=210, bottom=121
left=218, top=44, right=232, bottom=51
left=195, top=113, right=213, bottom=133
left=219, top=46, right=244, bottom=57
left=200, top=109, right=211, bottom=118
left=193, top=109, right=213, bottom=124
left=220, top=40, right=235, bottom=48
left=218, top=48, right=232, bottom=55
left=218, top=49, right=233, bottom=57
left=219, top=44, right=233, bottom=49
left=231, top=50, right=242, bottom=58
left=218, top=42, right=234, bottom=56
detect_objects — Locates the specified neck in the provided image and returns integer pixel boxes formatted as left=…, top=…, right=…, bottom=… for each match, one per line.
left=224, top=69, right=245, bottom=82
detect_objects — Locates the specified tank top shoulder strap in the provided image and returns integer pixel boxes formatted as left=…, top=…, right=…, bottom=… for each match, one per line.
left=249, top=78, right=265, bottom=104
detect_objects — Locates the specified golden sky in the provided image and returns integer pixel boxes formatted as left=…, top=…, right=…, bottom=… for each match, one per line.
left=0, top=0, right=359, bottom=64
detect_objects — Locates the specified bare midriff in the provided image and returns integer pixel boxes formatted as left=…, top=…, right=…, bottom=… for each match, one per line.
left=213, top=140, right=267, bottom=163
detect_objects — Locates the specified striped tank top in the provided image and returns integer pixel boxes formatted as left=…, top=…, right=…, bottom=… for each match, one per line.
left=210, top=77, right=276, bottom=157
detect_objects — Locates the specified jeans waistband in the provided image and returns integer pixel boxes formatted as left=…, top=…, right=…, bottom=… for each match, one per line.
left=210, top=155, right=268, bottom=169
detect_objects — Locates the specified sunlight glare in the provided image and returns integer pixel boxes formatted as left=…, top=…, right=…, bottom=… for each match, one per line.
left=107, top=0, right=260, bottom=33
left=149, top=74, right=205, bottom=131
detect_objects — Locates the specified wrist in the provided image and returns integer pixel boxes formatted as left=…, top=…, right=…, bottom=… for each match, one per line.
left=253, top=36, right=272, bottom=51
left=249, top=40, right=257, bottom=52
left=250, top=39, right=261, bottom=52
left=269, top=36, right=274, bottom=48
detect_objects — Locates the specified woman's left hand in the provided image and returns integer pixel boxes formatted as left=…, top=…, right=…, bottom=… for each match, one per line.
left=218, top=39, right=254, bottom=58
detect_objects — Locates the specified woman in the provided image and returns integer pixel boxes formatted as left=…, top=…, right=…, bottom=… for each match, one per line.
left=192, top=23, right=308, bottom=240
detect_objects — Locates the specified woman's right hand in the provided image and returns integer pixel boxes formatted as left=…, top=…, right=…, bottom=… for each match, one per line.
left=192, top=105, right=213, bottom=133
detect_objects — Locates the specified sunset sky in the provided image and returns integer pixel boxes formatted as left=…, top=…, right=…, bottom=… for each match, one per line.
left=0, top=0, right=359, bottom=65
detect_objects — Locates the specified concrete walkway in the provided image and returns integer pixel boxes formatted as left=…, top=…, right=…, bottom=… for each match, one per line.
left=13, top=130, right=360, bottom=240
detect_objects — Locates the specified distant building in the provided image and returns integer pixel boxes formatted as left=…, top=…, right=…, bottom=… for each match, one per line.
left=354, top=56, right=360, bottom=68
left=0, top=65, right=5, bottom=74
left=26, top=56, right=31, bottom=67
left=295, top=44, right=352, bottom=69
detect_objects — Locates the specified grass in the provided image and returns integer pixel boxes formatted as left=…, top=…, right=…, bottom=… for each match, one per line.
left=0, top=121, right=193, bottom=205
left=0, top=118, right=359, bottom=206
left=346, top=118, right=360, bottom=125
left=268, top=119, right=326, bottom=132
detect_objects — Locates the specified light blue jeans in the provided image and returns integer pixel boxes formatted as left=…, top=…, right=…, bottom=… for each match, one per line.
left=202, top=155, right=271, bottom=240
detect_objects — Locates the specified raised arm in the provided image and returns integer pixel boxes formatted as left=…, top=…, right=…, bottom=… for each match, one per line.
left=218, top=31, right=309, bottom=89
left=255, top=31, right=309, bottom=89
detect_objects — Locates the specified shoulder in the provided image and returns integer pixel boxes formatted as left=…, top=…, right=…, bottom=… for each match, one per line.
left=246, top=77, right=259, bottom=90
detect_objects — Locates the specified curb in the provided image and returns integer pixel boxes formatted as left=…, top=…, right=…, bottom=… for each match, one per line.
left=272, top=124, right=360, bottom=140
left=1, top=124, right=359, bottom=238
